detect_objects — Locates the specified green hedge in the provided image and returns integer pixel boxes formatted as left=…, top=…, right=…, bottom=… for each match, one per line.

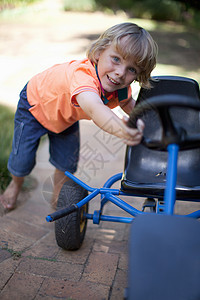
left=129, top=0, right=182, bottom=21
left=0, top=105, right=14, bottom=191
left=63, top=0, right=200, bottom=29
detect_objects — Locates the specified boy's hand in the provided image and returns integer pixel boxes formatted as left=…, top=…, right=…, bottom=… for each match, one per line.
left=122, top=116, right=145, bottom=146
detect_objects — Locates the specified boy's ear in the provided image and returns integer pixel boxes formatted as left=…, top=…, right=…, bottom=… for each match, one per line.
left=94, top=50, right=101, bottom=61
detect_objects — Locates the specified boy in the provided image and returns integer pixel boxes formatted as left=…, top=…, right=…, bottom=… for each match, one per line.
left=0, top=22, right=157, bottom=210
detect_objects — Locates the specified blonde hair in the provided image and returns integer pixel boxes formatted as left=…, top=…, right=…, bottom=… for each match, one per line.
left=87, top=22, right=158, bottom=89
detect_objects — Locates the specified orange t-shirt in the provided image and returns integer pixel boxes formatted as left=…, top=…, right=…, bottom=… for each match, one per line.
left=27, top=59, right=131, bottom=133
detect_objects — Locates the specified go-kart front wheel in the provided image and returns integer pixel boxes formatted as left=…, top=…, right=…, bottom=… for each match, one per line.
left=55, top=179, right=88, bottom=250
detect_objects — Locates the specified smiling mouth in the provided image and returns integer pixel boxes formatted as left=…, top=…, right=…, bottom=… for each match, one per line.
left=107, top=75, right=120, bottom=85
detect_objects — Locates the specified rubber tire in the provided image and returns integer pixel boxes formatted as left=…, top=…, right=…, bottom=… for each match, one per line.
left=55, top=179, right=88, bottom=250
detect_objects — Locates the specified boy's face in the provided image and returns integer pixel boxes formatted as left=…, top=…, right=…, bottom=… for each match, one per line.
left=95, top=39, right=141, bottom=93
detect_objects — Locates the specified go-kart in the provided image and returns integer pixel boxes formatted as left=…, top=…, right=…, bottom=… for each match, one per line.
left=46, top=76, right=200, bottom=300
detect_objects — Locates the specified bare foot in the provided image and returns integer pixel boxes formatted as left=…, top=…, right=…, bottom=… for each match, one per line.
left=0, top=177, right=24, bottom=210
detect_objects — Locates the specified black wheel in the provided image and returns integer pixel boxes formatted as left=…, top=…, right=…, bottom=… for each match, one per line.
left=55, top=179, right=88, bottom=250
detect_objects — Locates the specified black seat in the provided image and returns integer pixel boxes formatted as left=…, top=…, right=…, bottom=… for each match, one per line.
left=121, top=76, right=200, bottom=200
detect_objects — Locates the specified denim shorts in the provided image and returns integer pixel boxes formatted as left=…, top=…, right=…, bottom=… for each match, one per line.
left=8, top=84, right=80, bottom=177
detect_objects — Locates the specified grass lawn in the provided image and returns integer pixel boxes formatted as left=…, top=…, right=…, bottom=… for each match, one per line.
left=0, top=105, right=14, bottom=191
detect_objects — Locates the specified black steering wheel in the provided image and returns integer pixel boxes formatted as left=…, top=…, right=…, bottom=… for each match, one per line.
left=128, top=94, right=200, bottom=151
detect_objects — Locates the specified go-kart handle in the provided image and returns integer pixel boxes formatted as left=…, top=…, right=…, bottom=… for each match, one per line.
left=127, top=94, right=200, bottom=151
left=46, top=204, right=78, bottom=222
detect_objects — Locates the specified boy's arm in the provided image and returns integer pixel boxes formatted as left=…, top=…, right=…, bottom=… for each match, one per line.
left=76, top=91, right=143, bottom=146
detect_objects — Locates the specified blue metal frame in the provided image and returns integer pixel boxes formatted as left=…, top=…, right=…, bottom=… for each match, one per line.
left=163, top=144, right=179, bottom=215
left=46, top=142, right=200, bottom=223
left=56, top=143, right=200, bottom=224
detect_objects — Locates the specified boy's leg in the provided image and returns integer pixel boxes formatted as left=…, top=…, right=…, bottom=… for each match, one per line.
left=1, top=83, right=47, bottom=210
left=51, top=169, right=69, bottom=209
left=0, top=175, right=24, bottom=209
left=48, top=122, right=80, bottom=209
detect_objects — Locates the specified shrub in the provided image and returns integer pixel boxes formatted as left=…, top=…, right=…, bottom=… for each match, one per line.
left=63, top=0, right=96, bottom=12
left=129, top=0, right=182, bottom=21
left=95, top=0, right=182, bottom=21
left=0, top=0, right=37, bottom=11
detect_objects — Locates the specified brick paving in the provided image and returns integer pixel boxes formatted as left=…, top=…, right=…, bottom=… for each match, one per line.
left=0, top=119, right=135, bottom=300
left=1, top=121, right=199, bottom=300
